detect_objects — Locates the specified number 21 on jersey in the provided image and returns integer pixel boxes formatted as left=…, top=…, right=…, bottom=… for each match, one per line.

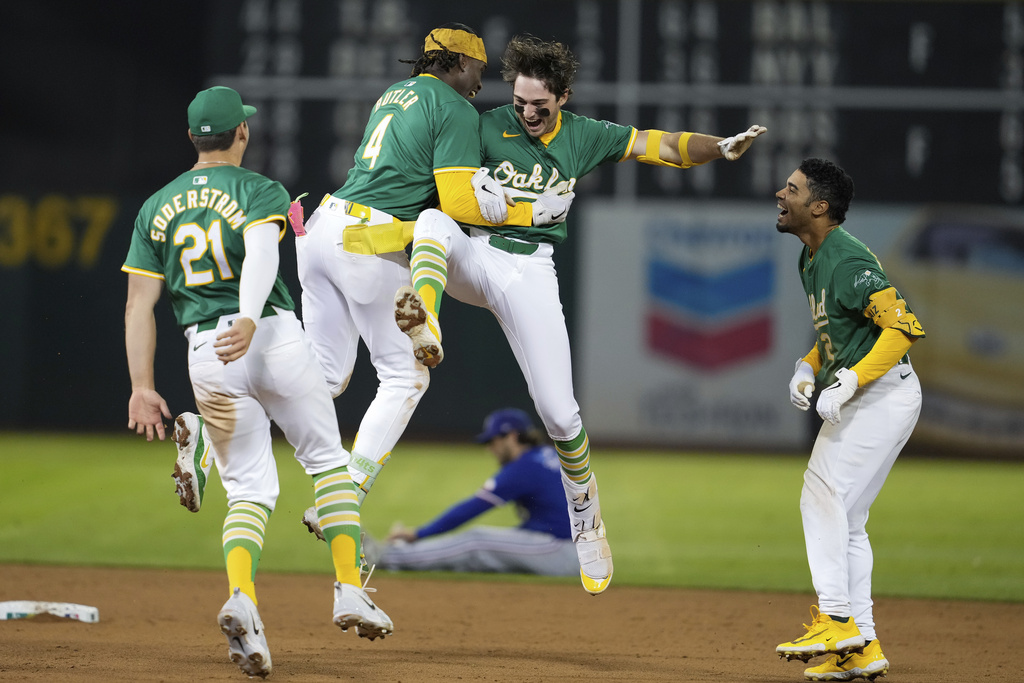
left=175, top=219, right=233, bottom=286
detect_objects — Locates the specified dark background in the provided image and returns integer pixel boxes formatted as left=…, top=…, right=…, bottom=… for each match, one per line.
left=2, top=1, right=1020, bottom=445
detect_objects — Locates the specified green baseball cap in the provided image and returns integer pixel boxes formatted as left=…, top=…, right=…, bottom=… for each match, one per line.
left=187, top=86, right=257, bottom=136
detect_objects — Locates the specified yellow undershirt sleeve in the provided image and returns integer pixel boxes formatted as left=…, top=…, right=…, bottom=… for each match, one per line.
left=435, top=169, right=533, bottom=227
left=850, top=327, right=916, bottom=386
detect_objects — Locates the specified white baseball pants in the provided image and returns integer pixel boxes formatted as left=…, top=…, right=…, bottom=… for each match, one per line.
left=295, top=201, right=429, bottom=463
left=185, top=309, right=350, bottom=510
left=802, top=361, right=922, bottom=640
left=413, top=209, right=583, bottom=442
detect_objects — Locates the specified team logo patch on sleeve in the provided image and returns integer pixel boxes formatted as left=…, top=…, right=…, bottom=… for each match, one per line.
left=853, top=269, right=886, bottom=290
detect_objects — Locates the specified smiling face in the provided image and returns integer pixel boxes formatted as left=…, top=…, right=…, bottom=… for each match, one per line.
left=511, top=75, right=568, bottom=137
left=776, top=169, right=818, bottom=235
left=450, top=56, right=487, bottom=100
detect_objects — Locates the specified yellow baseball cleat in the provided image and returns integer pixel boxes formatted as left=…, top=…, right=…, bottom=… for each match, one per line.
left=576, top=522, right=613, bottom=595
left=777, top=606, right=865, bottom=662
left=804, top=639, right=889, bottom=681
left=579, top=566, right=612, bottom=595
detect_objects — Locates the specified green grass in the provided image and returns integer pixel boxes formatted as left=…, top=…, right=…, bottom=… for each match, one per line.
left=1, top=432, right=1021, bottom=601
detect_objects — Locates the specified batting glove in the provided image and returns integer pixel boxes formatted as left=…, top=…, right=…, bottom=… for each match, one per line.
left=788, top=359, right=816, bottom=411
left=532, top=190, right=575, bottom=226
left=816, top=367, right=859, bottom=425
left=471, top=168, right=509, bottom=225
left=288, top=192, right=308, bottom=236
left=717, top=124, right=768, bottom=161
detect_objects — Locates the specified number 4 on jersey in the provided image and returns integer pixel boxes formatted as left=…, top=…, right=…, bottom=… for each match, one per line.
left=363, top=114, right=394, bottom=170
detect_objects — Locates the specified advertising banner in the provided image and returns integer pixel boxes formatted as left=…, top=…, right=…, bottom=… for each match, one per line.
left=577, top=200, right=1024, bottom=455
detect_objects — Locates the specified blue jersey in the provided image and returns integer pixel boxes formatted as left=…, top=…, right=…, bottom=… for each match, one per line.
left=416, top=445, right=571, bottom=540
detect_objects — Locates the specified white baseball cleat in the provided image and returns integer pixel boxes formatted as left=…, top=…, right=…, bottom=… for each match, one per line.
left=301, top=506, right=326, bottom=541
left=218, top=588, right=272, bottom=679
left=394, top=286, right=443, bottom=368
left=333, top=582, right=393, bottom=641
left=567, top=475, right=613, bottom=595
left=576, top=522, right=613, bottom=595
left=172, top=412, right=214, bottom=512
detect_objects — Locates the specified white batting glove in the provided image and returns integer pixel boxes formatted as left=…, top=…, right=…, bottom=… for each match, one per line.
left=471, top=168, right=509, bottom=225
left=788, top=359, right=816, bottom=411
left=717, top=124, right=768, bottom=161
left=816, top=367, right=859, bottom=425
left=531, top=190, right=574, bottom=226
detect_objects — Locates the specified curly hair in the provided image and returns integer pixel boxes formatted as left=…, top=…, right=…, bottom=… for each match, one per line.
left=799, top=157, right=855, bottom=225
left=500, top=35, right=578, bottom=100
left=404, top=22, right=479, bottom=76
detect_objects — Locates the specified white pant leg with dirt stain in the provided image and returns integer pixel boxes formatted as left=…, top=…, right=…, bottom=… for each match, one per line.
left=186, top=309, right=350, bottom=509
left=295, top=202, right=429, bottom=464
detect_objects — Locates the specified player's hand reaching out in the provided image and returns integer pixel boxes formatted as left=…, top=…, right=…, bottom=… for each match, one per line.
left=214, top=317, right=257, bottom=364
left=128, top=388, right=172, bottom=441
left=816, top=367, right=859, bottom=425
left=717, top=124, right=767, bottom=161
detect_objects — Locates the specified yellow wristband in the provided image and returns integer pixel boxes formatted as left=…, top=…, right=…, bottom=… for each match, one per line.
left=677, top=132, right=694, bottom=167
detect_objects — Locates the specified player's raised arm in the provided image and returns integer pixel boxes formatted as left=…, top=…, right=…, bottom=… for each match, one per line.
left=628, top=125, right=768, bottom=168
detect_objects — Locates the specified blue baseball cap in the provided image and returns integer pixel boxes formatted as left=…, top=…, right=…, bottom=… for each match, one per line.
left=475, top=408, right=534, bottom=443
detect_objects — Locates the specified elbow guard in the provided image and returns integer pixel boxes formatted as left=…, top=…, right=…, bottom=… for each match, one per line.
left=864, top=287, right=925, bottom=338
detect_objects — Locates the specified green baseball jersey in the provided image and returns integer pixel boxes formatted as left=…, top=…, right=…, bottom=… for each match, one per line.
left=334, top=74, right=482, bottom=221
left=799, top=227, right=913, bottom=385
left=123, top=166, right=294, bottom=328
left=478, top=105, right=635, bottom=244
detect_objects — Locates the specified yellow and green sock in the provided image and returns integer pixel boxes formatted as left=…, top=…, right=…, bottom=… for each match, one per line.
left=222, top=501, right=270, bottom=604
left=553, top=427, right=592, bottom=486
left=410, top=238, right=448, bottom=327
left=312, top=467, right=362, bottom=586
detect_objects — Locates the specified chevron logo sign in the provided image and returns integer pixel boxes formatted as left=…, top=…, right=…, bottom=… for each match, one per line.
left=645, top=219, right=774, bottom=371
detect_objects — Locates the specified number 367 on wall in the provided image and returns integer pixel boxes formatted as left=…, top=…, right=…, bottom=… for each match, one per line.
left=0, top=194, right=117, bottom=270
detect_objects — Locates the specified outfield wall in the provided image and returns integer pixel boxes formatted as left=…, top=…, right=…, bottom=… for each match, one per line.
left=2, top=1, right=1022, bottom=456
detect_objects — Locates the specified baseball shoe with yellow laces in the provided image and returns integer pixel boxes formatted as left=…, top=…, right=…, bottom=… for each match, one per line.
left=777, top=605, right=866, bottom=662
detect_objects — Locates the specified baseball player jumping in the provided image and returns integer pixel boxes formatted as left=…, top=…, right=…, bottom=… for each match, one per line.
left=124, top=87, right=392, bottom=679
left=290, top=23, right=570, bottom=515
left=397, top=35, right=767, bottom=595
left=773, top=158, right=924, bottom=681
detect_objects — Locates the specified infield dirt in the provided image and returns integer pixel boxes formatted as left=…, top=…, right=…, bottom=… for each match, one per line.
left=0, top=564, right=1018, bottom=682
